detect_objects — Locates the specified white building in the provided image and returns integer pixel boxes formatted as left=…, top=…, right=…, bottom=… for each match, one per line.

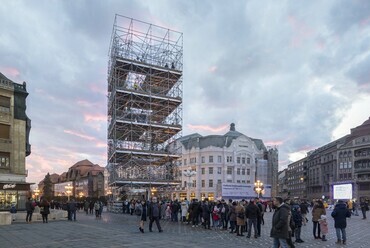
left=172, top=123, right=276, bottom=201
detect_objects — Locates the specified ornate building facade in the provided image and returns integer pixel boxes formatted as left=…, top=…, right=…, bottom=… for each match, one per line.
left=0, top=72, right=31, bottom=211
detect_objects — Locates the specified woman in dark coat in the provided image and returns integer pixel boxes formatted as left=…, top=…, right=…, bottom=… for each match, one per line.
left=331, top=200, right=351, bottom=245
left=39, top=198, right=50, bottom=223
left=139, top=200, right=147, bottom=233
left=228, top=202, right=237, bottom=233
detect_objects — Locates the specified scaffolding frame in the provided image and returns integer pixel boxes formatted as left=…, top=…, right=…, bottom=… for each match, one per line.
left=107, top=15, right=183, bottom=191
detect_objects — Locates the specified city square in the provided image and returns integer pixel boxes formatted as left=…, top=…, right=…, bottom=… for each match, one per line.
left=1, top=209, right=369, bottom=248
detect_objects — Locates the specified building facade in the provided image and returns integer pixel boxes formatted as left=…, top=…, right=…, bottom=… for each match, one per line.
left=285, top=117, right=370, bottom=201
left=287, top=157, right=307, bottom=199
left=172, top=123, right=278, bottom=201
left=0, top=72, right=32, bottom=211
left=38, top=159, right=105, bottom=199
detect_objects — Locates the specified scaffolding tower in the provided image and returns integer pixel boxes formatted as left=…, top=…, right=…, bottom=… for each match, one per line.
left=107, top=15, right=183, bottom=194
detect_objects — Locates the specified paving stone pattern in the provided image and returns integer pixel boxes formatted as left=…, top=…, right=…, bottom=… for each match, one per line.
left=0, top=210, right=369, bottom=247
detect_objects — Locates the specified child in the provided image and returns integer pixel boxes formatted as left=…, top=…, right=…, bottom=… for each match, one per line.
left=319, top=215, right=328, bottom=241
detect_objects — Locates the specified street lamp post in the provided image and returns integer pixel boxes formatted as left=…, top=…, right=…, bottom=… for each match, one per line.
left=183, top=168, right=196, bottom=200
left=254, top=180, right=264, bottom=198
left=65, top=183, right=73, bottom=202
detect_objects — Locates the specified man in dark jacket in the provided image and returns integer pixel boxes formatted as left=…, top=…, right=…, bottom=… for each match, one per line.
left=201, top=199, right=211, bottom=229
left=360, top=199, right=368, bottom=219
left=245, top=199, right=261, bottom=238
left=189, top=199, right=201, bottom=227
left=331, top=200, right=351, bottom=245
left=68, top=199, right=77, bottom=221
left=270, top=197, right=290, bottom=248
left=148, top=197, right=163, bottom=232
left=255, top=198, right=264, bottom=236
left=25, top=197, right=35, bottom=223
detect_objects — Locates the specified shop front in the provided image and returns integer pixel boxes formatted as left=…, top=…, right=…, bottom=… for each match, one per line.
left=0, top=182, right=31, bottom=211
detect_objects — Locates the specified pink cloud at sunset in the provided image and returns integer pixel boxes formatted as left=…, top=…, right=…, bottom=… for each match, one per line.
left=187, top=123, right=229, bottom=133
left=264, top=140, right=284, bottom=146
left=84, top=113, right=106, bottom=122
left=0, top=66, right=20, bottom=79
left=208, top=66, right=217, bottom=73
left=288, top=15, right=315, bottom=47
left=64, top=129, right=96, bottom=141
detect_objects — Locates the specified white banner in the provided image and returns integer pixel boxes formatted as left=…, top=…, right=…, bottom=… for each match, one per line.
left=222, top=183, right=271, bottom=199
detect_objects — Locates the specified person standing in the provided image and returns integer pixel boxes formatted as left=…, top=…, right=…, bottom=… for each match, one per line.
left=235, top=201, right=245, bottom=236
left=68, top=199, right=77, bottom=221
left=291, top=201, right=304, bottom=243
left=245, top=199, right=260, bottom=238
left=318, top=215, right=328, bottom=241
left=180, top=200, right=188, bottom=222
left=270, top=197, right=290, bottom=248
left=220, top=199, right=229, bottom=230
left=25, top=197, right=35, bottom=223
left=201, top=199, right=211, bottom=229
left=139, top=200, right=147, bottom=233
left=312, top=200, right=326, bottom=239
left=299, top=200, right=309, bottom=226
left=331, top=200, right=351, bottom=245
left=148, top=197, right=163, bottom=232
left=255, top=198, right=263, bottom=236
left=228, top=201, right=237, bottom=233
left=360, top=199, right=369, bottom=219
left=39, top=197, right=50, bottom=223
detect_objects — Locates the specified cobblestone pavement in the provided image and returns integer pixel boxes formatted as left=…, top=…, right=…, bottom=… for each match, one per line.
left=0, top=210, right=369, bottom=247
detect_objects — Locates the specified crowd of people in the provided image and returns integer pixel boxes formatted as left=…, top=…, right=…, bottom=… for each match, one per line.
left=122, top=196, right=369, bottom=247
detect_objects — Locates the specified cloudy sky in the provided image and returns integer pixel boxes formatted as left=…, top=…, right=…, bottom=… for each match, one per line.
left=1, top=0, right=370, bottom=184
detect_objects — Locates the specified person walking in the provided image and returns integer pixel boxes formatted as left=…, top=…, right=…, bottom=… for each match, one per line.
left=270, top=197, right=290, bottom=248
left=25, top=197, right=35, bottom=223
left=139, top=200, right=147, bottom=233
left=331, top=200, right=351, bottom=245
left=39, top=197, right=50, bottom=223
left=360, top=199, right=369, bottom=219
left=312, top=200, right=326, bottom=239
left=148, top=197, right=163, bottom=232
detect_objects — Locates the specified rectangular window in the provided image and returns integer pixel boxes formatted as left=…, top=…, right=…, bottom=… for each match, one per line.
left=247, top=169, right=250, bottom=175
left=227, top=167, right=233, bottom=175
left=209, top=179, right=213, bottom=188
left=201, top=168, right=205, bottom=175
left=217, top=167, right=222, bottom=174
left=339, top=162, right=343, bottom=169
left=247, top=157, right=251, bottom=164
left=209, top=167, right=213, bottom=174
left=227, top=156, right=233, bottom=163
left=201, top=180, right=205, bottom=187
left=237, top=168, right=240, bottom=175
left=227, top=180, right=232, bottom=183
left=217, top=179, right=222, bottom=185
left=190, top=157, right=196, bottom=163
left=217, top=156, right=222, bottom=163
left=237, top=180, right=240, bottom=183
left=209, top=156, right=214, bottom=163
left=348, top=162, right=352, bottom=168
left=193, top=180, right=196, bottom=187
left=201, top=156, right=205, bottom=163
left=0, top=124, right=10, bottom=139
left=0, top=96, right=10, bottom=113
left=242, top=157, right=246, bottom=164
left=241, top=169, right=245, bottom=175
left=184, top=159, right=187, bottom=165
left=0, top=153, right=10, bottom=167
left=247, top=180, right=250, bottom=183
left=237, top=157, right=241, bottom=164
left=184, top=181, right=187, bottom=187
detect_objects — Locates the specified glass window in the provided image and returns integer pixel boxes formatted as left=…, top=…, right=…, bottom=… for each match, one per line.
left=209, top=180, right=213, bottom=188
left=247, top=169, right=250, bottom=175
left=217, top=167, right=222, bottom=174
left=242, top=157, right=246, bottom=164
left=218, top=156, right=222, bottom=163
left=241, top=169, right=245, bottom=175
left=209, top=156, right=214, bottom=163
left=184, top=159, right=187, bottom=165
left=201, top=180, right=205, bottom=187
left=0, top=124, right=10, bottom=139
left=209, top=167, right=213, bottom=174
left=201, top=168, right=205, bottom=175
left=0, top=153, right=10, bottom=167
left=237, top=157, right=241, bottom=164
left=237, top=180, right=240, bottom=183
left=201, top=156, right=205, bottom=163
left=237, top=168, right=240, bottom=175
left=217, top=179, right=222, bottom=185
left=227, top=167, right=233, bottom=175
left=227, top=156, right=233, bottom=163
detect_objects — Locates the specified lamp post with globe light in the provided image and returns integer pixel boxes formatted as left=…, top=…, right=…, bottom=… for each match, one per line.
left=183, top=168, right=196, bottom=200
left=65, top=183, right=73, bottom=202
left=254, top=180, right=264, bottom=198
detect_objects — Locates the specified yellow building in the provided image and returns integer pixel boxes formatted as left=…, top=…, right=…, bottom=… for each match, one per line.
left=0, top=72, right=32, bottom=211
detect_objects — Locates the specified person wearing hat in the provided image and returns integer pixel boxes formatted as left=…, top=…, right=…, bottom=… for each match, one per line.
left=331, top=200, right=351, bottom=245
left=318, top=215, right=328, bottom=241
